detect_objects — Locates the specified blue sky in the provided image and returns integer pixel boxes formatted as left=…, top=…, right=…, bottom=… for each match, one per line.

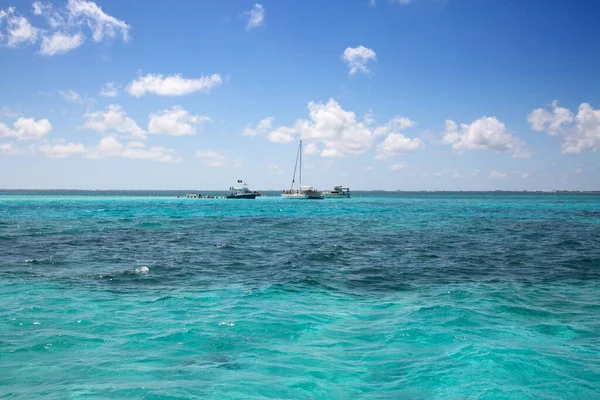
left=0, top=0, right=599, bottom=190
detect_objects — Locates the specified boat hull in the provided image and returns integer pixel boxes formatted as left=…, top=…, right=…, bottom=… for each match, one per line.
left=322, top=193, right=350, bottom=198
left=226, top=194, right=256, bottom=199
left=281, top=193, right=324, bottom=199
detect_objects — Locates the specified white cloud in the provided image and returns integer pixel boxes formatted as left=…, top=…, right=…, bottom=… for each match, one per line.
left=148, top=106, right=210, bottom=136
left=488, top=170, right=507, bottom=180
left=83, top=104, right=145, bottom=139
left=388, top=162, right=407, bottom=171
left=342, top=45, right=376, bottom=75
left=471, top=169, right=480, bottom=176
left=3, top=1, right=129, bottom=55
left=99, top=82, right=119, bottom=97
left=127, top=73, right=223, bottom=97
left=243, top=4, right=264, bottom=29
left=40, top=32, right=84, bottom=55
left=376, top=133, right=423, bottom=158
left=528, top=101, right=600, bottom=154
left=31, top=1, right=64, bottom=29
left=266, top=98, right=419, bottom=158
left=88, top=136, right=180, bottom=162
left=96, top=135, right=122, bottom=156
left=59, top=89, right=83, bottom=103
left=0, top=8, right=39, bottom=47
left=266, top=126, right=296, bottom=143
left=0, top=142, right=18, bottom=155
left=304, top=142, right=318, bottom=155
left=373, top=116, right=416, bottom=136
left=39, top=142, right=85, bottom=158
left=243, top=117, right=273, bottom=136
left=0, top=117, right=52, bottom=140
left=196, top=150, right=227, bottom=167
left=66, top=0, right=130, bottom=42
left=443, top=116, right=530, bottom=158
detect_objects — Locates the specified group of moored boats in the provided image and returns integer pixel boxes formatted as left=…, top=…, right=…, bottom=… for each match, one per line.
left=184, top=140, right=351, bottom=200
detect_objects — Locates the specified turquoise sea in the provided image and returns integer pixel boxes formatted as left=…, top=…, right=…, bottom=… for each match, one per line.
left=1, top=191, right=599, bottom=399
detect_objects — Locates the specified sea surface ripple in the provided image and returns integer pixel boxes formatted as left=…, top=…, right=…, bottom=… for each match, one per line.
left=1, top=191, right=599, bottom=399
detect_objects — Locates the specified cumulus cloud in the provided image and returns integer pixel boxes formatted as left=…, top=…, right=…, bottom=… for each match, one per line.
left=83, top=104, right=145, bottom=139
left=243, top=4, right=264, bottom=29
left=243, top=117, right=273, bottom=136
left=0, top=117, right=52, bottom=140
left=40, top=31, right=84, bottom=55
left=488, top=170, right=507, bottom=180
left=443, top=116, right=530, bottom=158
left=265, top=98, right=419, bottom=158
left=87, top=136, right=180, bottom=162
left=0, top=8, right=39, bottom=47
left=148, top=106, right=210, bottom=136
left=528, top=101, right=600, bottom=154
left=342, top=45, right=376, bottom=75
left=39, top=142, right=85, bottom=158
left=99, top=82, right=119, bottom=97
left=196, top=150, right=227, bottom=167
left=376, top=133, right=423, bottom=158
left=127, top=73, right=223, bottom=97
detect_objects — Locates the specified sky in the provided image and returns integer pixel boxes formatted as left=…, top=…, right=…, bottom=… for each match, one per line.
left=0, top=0, right=599, bottom=191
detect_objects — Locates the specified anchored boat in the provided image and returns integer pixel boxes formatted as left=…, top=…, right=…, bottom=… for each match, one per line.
left=281, top=140, right=323, bottom=199
left=322, top=185, right=351, bottom=198
left=227, top=180, right=259, bottom=199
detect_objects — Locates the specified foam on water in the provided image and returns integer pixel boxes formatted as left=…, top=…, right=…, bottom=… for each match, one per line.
left=0, top=191, right=599, bottom=398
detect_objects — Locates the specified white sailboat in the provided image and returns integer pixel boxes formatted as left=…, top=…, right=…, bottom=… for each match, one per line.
left=282, top=140, right=323, bottom=200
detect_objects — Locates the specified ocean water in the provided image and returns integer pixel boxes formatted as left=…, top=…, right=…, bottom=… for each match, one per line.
left=1, top=191, right=599, bottom=399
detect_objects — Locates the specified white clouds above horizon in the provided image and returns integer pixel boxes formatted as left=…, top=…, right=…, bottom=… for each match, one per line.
left=0, top=117, right=52, bottom=140
left=376, top=133, right=423, bottom=158
left=39, top=141, right=85, bottom=158
left=343, top=45, right=376, bottom=75
left=488, top=170, right=507, bottom=180
left=443, top=116, right=530, bottom=158
left=127, top=73, right=223, bottom=97
left=528, top=101, right=600, bottom=154
left=1, top=0, right=129, bottom=55
left=264, top=98, right=420, bottom=159
left=148, top=106, right=211, bottom=136
left=87, top=136, right=180, bottom=162
left=243, top=4, right=265, bottom=29
left=83, top=104, right=145, bottom=139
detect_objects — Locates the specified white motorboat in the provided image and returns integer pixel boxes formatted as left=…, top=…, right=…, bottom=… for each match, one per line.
left=322, top=185, right=351, bottom=198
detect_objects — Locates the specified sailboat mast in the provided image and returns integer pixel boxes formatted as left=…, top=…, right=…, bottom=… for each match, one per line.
left=299, top=140, right=302, bottom=188
left=290, top=140, right=300, bottom=191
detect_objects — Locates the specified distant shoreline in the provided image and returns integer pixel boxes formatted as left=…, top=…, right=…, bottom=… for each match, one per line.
left=1, top=189, right=599, bottom=194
